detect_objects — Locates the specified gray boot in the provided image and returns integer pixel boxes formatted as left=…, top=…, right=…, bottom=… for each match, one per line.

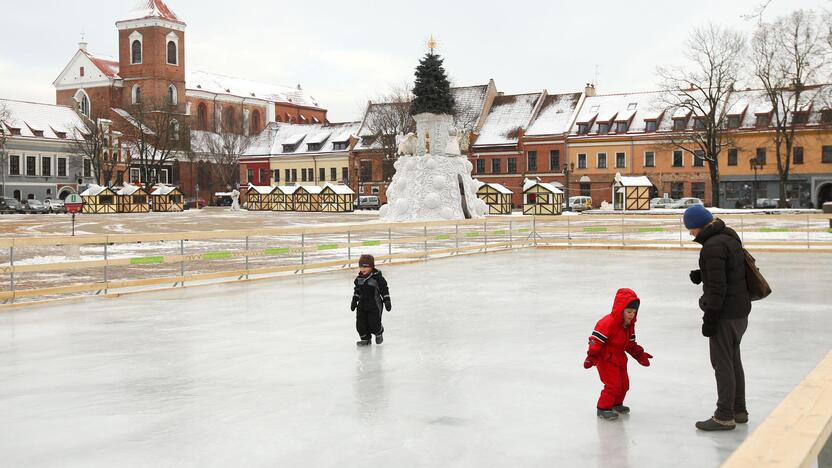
left=734, top=411, right=748, bottom=424
left=612, top=405, right=630, bottom=414
left=375, top=334, right=383, bottom=345
left=695, top=417, right=736, bottom=431
left=356, top=339, right=371, bottom=347
left=597, top=409, right=619, bottom=420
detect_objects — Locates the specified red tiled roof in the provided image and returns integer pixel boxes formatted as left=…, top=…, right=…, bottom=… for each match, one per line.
left=122, top=0, right=182, bottom=23
left=83, top=51, right=120, bottom=79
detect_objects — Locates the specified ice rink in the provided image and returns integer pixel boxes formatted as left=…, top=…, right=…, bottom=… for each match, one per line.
left=0, top=249, right=829, bottom=467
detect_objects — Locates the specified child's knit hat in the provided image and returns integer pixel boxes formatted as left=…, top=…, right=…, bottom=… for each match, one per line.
left=358, top=254, right=375, bottom=268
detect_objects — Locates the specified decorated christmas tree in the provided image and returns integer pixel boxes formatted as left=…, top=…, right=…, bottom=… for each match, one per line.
left=410, top=38, right=456, bottom=116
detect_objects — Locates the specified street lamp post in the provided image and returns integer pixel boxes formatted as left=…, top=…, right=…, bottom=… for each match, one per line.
left=562, top=162, right=575, bottom=209
left=749, top=157, right=764, bottom=209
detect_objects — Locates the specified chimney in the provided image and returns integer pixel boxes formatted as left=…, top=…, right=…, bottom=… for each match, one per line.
left=585, top=83, right=597, bottom=97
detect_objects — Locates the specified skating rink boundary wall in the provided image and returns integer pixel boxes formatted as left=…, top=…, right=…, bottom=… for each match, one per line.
left=723, top=351, right=832, bottom=468
left=0, top=213, right=830, bottom=306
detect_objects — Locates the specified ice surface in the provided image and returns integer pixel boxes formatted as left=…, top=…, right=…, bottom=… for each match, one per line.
left=0, top=249, right=829, bottom=467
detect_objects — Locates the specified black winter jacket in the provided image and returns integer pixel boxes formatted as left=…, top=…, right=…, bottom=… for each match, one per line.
left=694, top=218, right=751, bottom=321
left=352, top=269, right=390, bottom=313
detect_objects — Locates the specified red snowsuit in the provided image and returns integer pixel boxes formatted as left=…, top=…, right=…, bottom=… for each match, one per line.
left=586, top=288, right=650, bottom=410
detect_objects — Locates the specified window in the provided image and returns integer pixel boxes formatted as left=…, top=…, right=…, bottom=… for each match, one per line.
left=223, top=107, right=235, bottom=132
left=291, top=169, right=297, bottom=182
left=693, top=150, right=705, bottom=167
left=116, top=171, right=124, bottom=185
left=274, top=170, right=280, bottom=183
left=170, top=120, right=180, bottom=140
left=756, top=148, right=766, bottom=165
left=319, top=168, right=326, bottom=183
left=792, top=112, right=808, bottom=125
left=549, top=150, right=560, bottom=171
left=9, top=155, right=20, bottom=175
left=301, top=168, right=308, bottom=182
left=41, top=157, right=52, bottom=177
left=167, top=40, right=177, bottom=65
left=597, top=153, right=607, bottom=169
left=130, top=168, right=140, bottom=183
left=58, top=158, right=67, bottom=176
left=692, top=182, right=705, bottom=199
left=693, top=118, right=706, bottom=130
left=284, top=169, right=290, bottom=183
left=728, top=148, right=738, bottom=166
left=615, top=152, right=626, bottom=168
left=251, top=110, right=261, bottom=134
left=330, top=168, right=337, bottom=181
left=577, top=123, right=589, bottom=135
left=823, top=146, right=832, bottom=164
left=672, top=150, right=684, bottom=167
left=247, top=169, right=255, bottom=182
left=131, top=39, right=142, bottom=64
left=332, top=142, right=349, bottom=151
left=371, top=187, right=380, bottom=194
left=360, top=160, right=372, bottom=181
left=79, top=66, right=85, bottom=77
left=577, top=154, right=587, bottom=169
left=822, top=110, right=832, bottom=124
left=476, top=159, right=485, bottom=174
left=793, top=147, right=804, bottom=165
left=260, top=168, right=268, bottom=184
left=13, top=190, right=20, bottom=201
left=727, top=115, right=741, bottom=129
left=527, top=151, right=537, bottom=171
left=508, top=158, right=517, bottom=173
left=160, top=169, right=169, bottom=184
left=671, top=182, right=685, bottom=199
left=83, top=159, right=91, bottom=178
left=491, top=159, right=501, bottom=173
left=756, top=114, right=770, bottom=127
left=197, top=103, right=208, bottom=130
left=167, top=85, right=177, bottom=105
left=342, top=167, right=348, bottom=182
left=644, top=151, right=655, bottom=168
left=645, top=121, right=657, bottom=132
left=26, top=156, right=36, bottom=176
left=132, top=85, right=141, bottom=105
left=673, top=119, right=686, bottom=131
left=580, top=182, right=591, bottom=197
left=598, top=123, right=610, bottom=135
left=627, top=103, right=637, bottom=111
left=615, top=122, right=629, bottom=133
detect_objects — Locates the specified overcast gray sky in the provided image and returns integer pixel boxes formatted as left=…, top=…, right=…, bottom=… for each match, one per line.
left=0, top=0, right=827, bottom=122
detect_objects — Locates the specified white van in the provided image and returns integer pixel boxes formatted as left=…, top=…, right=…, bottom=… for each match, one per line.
left=355, top=195, right=380, bottom=210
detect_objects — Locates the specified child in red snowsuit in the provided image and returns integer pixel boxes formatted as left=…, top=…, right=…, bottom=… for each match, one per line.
left=584, top=288, right=653, bottom=420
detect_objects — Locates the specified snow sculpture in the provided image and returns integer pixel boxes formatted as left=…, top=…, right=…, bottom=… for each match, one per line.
left=397, top=133, right=417, bottom=156
left=230, top=189, right=241, bottom=211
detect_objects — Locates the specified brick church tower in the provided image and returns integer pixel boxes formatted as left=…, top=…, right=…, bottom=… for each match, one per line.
left=116, top=0, right=187, bottom=115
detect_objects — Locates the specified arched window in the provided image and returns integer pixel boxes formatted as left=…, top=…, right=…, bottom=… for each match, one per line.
left=223, top=107, right=235, bottom=132
left=131, top=40, right=142, bottom=64
left=167, top=85, right=177, bottom=105
left=197, top=103, right=208, bottom=130
left=167, top=40, right=177, bottom=65
left=74, top=89, right=90, bottom=117
left=251, top=110, right=261, bottom=134
left=170, top=120, right=180, bottom=141
left=132, top=85, right=142, bottom=104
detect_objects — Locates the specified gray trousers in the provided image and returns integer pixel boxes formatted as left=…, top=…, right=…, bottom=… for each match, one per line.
left=709, top=317, right=748, bottom=421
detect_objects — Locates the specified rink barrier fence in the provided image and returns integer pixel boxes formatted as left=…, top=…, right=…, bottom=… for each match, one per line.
left=0, top=213, right=831, bottom=304
left=723, top=351, right=832, bottom=468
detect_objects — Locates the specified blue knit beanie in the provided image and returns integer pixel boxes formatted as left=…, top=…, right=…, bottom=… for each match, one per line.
left=683, top=204, right=713, bottom=229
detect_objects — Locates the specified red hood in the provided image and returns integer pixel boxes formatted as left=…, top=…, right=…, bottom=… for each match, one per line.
left=609, top=288, right=640, bottom=325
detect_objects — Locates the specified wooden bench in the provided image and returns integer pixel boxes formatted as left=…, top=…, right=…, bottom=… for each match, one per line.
left=723, top=351, right=832, bottom=468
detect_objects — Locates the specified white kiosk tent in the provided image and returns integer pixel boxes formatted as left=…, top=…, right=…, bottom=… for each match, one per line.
left=320, top=183, right=355, bottom=212
left=522, top=179, right=564, bottom=215
left=151, top=185, right=184, bottom=212
left=273, top=186, right=298, bottom=211
left=476, top=182, right=514, bottom=214
left=116, top=184, right=150, bottom=213
left=246, top=184, right=275, bottom=211
left=80, top=184, right=118, bottom=214
left=612, top=173, right=653, bottom=211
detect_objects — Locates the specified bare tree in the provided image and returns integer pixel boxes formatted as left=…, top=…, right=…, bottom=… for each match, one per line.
left=363, top=85, right=415, bottom=181
left=119, top=97, right=190, bottom=195
left=752, top=9, right=829, bottom=207
left=69, top=115, right=123, bottom=186
left=195, top=130, right=254, bottom=190
left=0, top=103, right=10, bottom=197
left=657, top=24, right=746, bottom=207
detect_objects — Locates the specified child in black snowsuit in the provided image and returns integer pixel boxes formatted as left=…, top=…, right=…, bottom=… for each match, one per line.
left=351, top=254, right=391, bottom=346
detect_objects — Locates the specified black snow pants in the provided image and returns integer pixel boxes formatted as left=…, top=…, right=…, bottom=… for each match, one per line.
left=709, top=317, right=748, bottom=421
left=356, top=307, right=383, bottom=340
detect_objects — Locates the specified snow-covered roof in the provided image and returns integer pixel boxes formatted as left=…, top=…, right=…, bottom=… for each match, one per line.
left=81, top=185, right=112, bottom=196
left=121, top=0, right=183, bottom=24
left=526, top=92, right=582, bottom=136
left=475, top=93, right=542, bottom=146
left=187, top=70, right=321, bottom=109
left=523, top=179, right=563, bottom=194
left=296, top=185, right=322, bottom=194
left=0, top=99, right=86, bottom=140
left=481, top=182, right=513, bottom=195
left=572, top=92, right=669, bottom=134
left=305, top=131, right=331, bottom=145
left=243, top=121, right=359, bottom=157
left=323, top=183, right=354, bottom=195
left=82, top=51, right=120, bottom=79
left=248, top=184, right=275, bottom=195
left=116, top=185, right=145, bottom=196
left=614, top=174, right=653, bottom=187
left=151, top=185, right=179, bottom=196
left=274, top=185, right=299, bottom=195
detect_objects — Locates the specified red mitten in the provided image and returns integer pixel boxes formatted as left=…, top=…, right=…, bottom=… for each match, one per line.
left=636, top=352, right=653, bottom=367
left=583, top=356, right=597, bottom=369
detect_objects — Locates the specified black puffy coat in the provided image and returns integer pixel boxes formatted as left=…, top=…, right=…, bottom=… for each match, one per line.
left=352, top=269, right=390, bottom=313
left=694, top=218, right=751, bottom=321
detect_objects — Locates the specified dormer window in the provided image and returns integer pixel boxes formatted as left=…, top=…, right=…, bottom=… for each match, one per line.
left=693, top=118, right=706, bottom=130
left=333, top=142, right=349, bottom=151
left=793, top=111, right=809, bottom=125
left=727, top=115, right=741, bottom=129
left=755, top=114, right=771, bottom=127
left=822, top=110, right=832, bottom=124
left=615, top=122, right=629, bottom=133
left=577, top=123, right=589, bottom=135
left=598, top=123, right=610, bottom=135
left=282, top=144, right=297, bottom=153
left=645, top=120, right=657, bottom=132
left=673, top=118, right=687, bottom=131
left=307, top=143, right=322, bottom=152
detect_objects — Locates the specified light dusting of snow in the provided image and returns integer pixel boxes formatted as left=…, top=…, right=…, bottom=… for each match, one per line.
left=525, top=93, right=582, bottom=136
left=474, top=93, right=542, bottom=146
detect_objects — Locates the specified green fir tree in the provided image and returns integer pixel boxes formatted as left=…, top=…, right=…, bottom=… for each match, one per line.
left=410, top=52, right=456, bottom=116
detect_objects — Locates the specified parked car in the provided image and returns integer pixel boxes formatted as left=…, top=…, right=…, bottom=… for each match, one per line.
left=355, top=195, right=380, bottom=210
left=755, top=198, right=775, bottom=208
left=769, top=198, right=793, bottom=208
left=669, top=197, right=703, bottom=209
left=184, top=198, right=206, bottom=210
left=0, top=197, right=23, bottom=214
left=21, top=199, right=48, bottom=214
left=650, top=197, right=674, bottom=209
left=43, top=198, right=67, bottom=214
left=565, top=196, right=593, bottom=212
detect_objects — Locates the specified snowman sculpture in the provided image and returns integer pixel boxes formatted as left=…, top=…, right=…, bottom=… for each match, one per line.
left=380, top=38, right=487, bottom=222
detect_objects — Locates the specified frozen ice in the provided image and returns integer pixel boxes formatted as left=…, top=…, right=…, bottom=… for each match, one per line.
left=0, top=249, right=829, bottom=467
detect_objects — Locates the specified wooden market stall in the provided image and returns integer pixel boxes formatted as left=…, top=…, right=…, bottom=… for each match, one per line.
left=80, top=185, right=118, bottom=214
left=150, top=185, right=184, bottom=212
left=246, top=184, right=275, bottom=211
left=294, top=185, right=322, bottom=212
left=116, top=185, right=150, bottom=213
left=477, top=182, right=513, bottom=214
left=272, top=186, right=298, bottom=211
left=523, top=180, right=563, bottom=215
left=612, top=173, right=653, bottom=211
left=320, top=183, right=355, bottom=213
